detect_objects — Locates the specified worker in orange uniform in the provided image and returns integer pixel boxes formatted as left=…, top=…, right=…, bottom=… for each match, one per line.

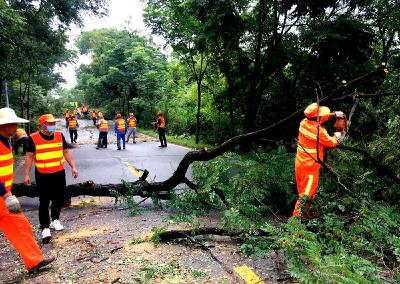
left=114, top=113, right=127, bottom=150
left=92, top=109, right=97, bottom=125
left=24, top=114, right=78, bottom=242
left=293, top=102, right=345, bottom=218
left=68, top=114, right=79, bottom=144
left=96, top=113, right=108, bottom=149
left=126, top=113, right=137, bottom=144
left=0, top=107, right=55, bottom=273
left=157, top=111, right=167, bottom=147
left=12, top=128, right=29, bottom=155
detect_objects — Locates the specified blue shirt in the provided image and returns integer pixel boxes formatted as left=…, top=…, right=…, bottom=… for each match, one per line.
left=0, top=135, right=11, bottom=196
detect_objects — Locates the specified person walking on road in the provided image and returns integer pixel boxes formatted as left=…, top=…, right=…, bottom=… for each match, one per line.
left=12, top=128, right=29, bottom=155
left=24, top=114, right=78, bottom=242
left=126, top=112, right=137, bottom=144
left=92, top=109, right=97, bottom=125
left=114, top=113, right=127, bottom=150
left=292, top=102, right=345, bottom=218
left=157, top=111, right=167, bottom=147
left=0, top=107, right=55, bottom=273
left=96, top=113, right=108, bottom=149
left=68, top=114, right=78, bottom=144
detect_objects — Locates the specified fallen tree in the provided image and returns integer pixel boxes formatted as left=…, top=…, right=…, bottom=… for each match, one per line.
left=12, top=66, right=394, bottom=199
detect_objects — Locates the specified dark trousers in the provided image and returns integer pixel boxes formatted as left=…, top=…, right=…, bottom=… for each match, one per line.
left=116, top=133, right=126, bottom=149
left=69, top=129, right=78, bottom=143
left=35, top=170, right=66, bottom=229
left=13, top=137, right=28, bottom=155
left=92, top=118, right=96, bottom=125
left=158, top=128, right=167, bottom=146
left=97, top=131, right=108, bottom=148
left=65, top=118, right=69, bottom=128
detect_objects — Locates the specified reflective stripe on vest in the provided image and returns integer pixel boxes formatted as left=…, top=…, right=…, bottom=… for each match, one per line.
left=0, top=140, right=13, bottom=191
left=69, top=119, right=77, bottom=129
left=128, top=118, right=136, bottom=128
left=100, top=119, right=108, bottom=131
left=31, top=131, right=64, bottom=174
left=159, top=117, right=165, bottom=129
left=117, top=119, right=126, bottom=131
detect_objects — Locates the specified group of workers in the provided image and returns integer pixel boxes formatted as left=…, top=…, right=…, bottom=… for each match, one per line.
left=65, top=108, right=168, bottom=149
left=0, top=101, right=344, bottom=274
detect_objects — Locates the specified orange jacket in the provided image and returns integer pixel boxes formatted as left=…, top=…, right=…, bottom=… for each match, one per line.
left=115, top=118, right=126, bottom=133
left=158, top=116, right=166, bottom=129
left=69, top=118, right=78, bottom=129
left=295, top=118, right=340, bottom=172
left=99, top=119, right=108, bottom=131
left=127, top=117, right=137, bottom=128
left=0, top=140, right=14, bottom=191
left=31, top=131, right=64, bottom=174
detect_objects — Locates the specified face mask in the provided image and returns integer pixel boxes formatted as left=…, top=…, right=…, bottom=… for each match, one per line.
left=47, top=125, right=56, bottom=133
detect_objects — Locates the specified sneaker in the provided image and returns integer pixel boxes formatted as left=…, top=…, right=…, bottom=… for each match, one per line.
left=42, top=228, right=51, bottom=243
left=50, top=219, right=64, bottom=231
left=158, top=145, right=164, bottom=147
left=28, top=256, right=55, bottom=274
left=117, top=148, right=121, bottom=150
left=132, top=141, right=136, bottom=144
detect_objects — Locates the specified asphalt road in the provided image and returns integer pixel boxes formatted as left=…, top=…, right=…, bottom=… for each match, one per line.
left=13, top=119, right=193, bottom=207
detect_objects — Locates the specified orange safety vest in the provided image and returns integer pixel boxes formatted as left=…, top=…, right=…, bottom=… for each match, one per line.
left=15, top=128, right=28, bottom=140
left=116, top=119, right=126, bottom=132
left=127, top=117, right=136, bottom=128
left=69, top=119, right=77, bottom=129
left=31, top=131, right=64, bottom=174
left=99, top=119, right=108, bottom=131
left=159, top=116, right=166, bottom=129
left=0, top=140, right=14, bottom=191
left=92, top=111, right=96, bottom=118
left=295, top=118, right=340, bottom=172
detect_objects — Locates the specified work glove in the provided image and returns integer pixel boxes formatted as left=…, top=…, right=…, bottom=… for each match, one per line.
left=334, top=131, right=345, bottom=142
left=5, top=195, right=22, bottom=213
left=334, top=111, right=345, bottom=118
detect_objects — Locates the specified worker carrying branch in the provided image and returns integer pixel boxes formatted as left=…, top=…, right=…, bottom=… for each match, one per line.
left=293, top=102, right=346, bottom=218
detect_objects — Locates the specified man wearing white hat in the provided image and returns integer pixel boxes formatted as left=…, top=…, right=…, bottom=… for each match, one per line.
left=24, top=113, right=78, bottom=242
left=0, top=107, right=54, bottom=273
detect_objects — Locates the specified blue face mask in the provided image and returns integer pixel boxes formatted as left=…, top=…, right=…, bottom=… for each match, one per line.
left=47, top=125, right=56, bottom=133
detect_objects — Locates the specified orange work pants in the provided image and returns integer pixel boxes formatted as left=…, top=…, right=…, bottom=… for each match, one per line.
left=0, top=198, right=44, bottom=270
left=292, top=167, right=320, bottom=217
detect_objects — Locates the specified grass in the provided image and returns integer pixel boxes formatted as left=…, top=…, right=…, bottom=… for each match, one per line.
left=139, top=129, right=214, bottom=150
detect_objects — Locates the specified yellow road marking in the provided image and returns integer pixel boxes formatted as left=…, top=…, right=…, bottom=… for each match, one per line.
left=123, top=162, right=142, bottom=178
left=234, top=265, right=265, bottom=284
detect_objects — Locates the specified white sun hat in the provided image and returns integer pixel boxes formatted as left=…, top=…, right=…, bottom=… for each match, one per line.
left=0, top=108, right=29, bottom=125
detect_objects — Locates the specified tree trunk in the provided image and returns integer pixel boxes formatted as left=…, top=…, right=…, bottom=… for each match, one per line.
left=195, top=79, right=201, bottom=144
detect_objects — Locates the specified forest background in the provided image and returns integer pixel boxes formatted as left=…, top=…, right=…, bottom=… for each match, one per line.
left=1, top=0, right=400, bottom=282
